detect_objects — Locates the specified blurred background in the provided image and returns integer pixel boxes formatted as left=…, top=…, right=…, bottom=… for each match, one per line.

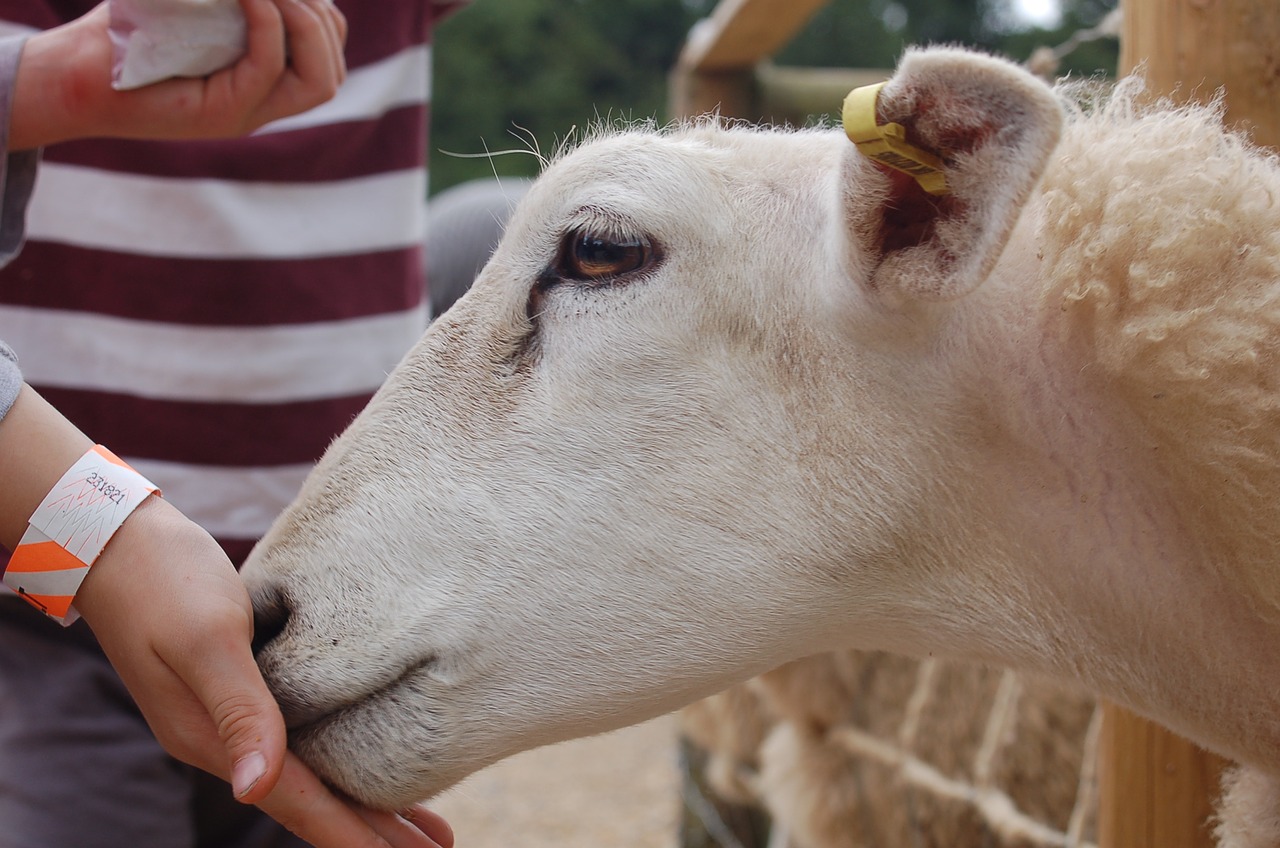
left=428, top=0, right=1119, bottom=195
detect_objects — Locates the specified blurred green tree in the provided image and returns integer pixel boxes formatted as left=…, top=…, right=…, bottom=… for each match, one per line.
left=430, top=0, right=714, bottom=191
left=429, top=0, right=1118, bottom=194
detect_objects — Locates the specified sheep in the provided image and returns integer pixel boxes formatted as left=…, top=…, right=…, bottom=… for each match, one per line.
left=681, top=654, right=1100, bottom=848
left=241, top=47, right=1280, bottom=844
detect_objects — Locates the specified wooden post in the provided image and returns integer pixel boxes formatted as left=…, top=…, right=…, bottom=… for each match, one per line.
left=1099, top=2, right=1277, bottom=846
left=1121, top=0, right=1280, bottom=148
left=1097, top=705, right=1228, bottom=848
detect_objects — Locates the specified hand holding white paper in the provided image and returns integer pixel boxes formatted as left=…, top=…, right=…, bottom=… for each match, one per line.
left=109, top=0, right=247, bottom=90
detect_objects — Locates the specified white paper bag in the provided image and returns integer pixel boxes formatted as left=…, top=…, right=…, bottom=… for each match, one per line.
left=109, top=0, right=247, bottom=90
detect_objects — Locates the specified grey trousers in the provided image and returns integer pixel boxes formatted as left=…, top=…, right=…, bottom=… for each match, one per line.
left=0, top=599, right=310, bottom=848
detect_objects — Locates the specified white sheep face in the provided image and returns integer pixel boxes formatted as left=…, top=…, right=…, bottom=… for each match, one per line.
left=244, top=124, right=936, bottom=806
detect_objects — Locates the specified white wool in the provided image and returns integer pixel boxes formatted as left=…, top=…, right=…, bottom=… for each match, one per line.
left=1040, top=77, right=1280, bottom=619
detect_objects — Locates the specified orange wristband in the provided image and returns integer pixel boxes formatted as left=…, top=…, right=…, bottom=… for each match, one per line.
left=3, top=445, right=160, bottom=625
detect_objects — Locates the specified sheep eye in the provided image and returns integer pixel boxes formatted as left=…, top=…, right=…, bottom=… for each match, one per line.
left=558, top=229, right=654, bottom=282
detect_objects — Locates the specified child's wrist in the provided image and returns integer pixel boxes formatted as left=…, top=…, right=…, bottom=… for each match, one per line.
left=3, top=444, right=160, bottom=624
left=11, top=23, right=109, bottom=149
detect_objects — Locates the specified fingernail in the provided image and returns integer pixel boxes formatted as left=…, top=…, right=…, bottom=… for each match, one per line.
left=232, top=751, right=268, bottom=798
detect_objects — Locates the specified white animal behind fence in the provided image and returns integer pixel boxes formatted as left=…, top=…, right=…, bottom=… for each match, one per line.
left=682, top=654, right=1100, bottom=848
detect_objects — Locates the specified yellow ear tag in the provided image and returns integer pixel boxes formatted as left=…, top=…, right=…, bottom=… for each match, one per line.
left=842, top=82, right=949, bottom=196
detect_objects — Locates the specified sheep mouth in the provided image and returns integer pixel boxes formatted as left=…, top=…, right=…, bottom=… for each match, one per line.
left=282, top=665, right=453, bottom=810
left=277, top=654, right=441, bottom=732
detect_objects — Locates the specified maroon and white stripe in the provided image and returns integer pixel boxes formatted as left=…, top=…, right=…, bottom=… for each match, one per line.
left=0, top=1, right=463, bottom=562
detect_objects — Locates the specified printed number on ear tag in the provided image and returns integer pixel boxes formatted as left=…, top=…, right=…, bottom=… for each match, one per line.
left=842, top=82, right=950, bottom=196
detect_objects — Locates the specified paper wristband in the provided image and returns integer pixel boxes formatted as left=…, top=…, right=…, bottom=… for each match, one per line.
left=3, top=445, right=160, bottom=625
left=842, top=81, right=950, bottom=196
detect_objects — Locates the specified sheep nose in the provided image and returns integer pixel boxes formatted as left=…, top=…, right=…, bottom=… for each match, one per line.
left=251, top=589, right=292, bottom=657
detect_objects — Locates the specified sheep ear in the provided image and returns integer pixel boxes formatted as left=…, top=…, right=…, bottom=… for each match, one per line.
left=842, top=48, right=1063, bottom=302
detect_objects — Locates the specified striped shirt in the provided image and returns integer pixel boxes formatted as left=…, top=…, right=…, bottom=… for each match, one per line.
left=0, top=1, right=465, bottom=563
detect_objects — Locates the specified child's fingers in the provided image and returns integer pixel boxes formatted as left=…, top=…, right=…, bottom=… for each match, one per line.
left=250, top=0, right=346, bottom=124
left=256, top=755, right=447, bottom=848
left=234, top=0, right=288, bottom=94
left=302, top=0, right=347, bottom=83
left=325, top=0, right=349, bottom=50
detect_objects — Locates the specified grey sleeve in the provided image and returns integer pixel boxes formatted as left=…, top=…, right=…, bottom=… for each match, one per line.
left=425, top=178, right=531, bottom=317
left=0, top=34, right=38, bottom=267
left=0, top=34, right=36, bottom=419
left=0, top=341, right=18, bottom=419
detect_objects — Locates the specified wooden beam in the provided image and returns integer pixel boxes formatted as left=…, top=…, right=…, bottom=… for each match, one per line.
left=670, top=0, right=832, bottom=119
left=756, top=65, right=888, bottom=126
left=668, top=66, right=758, bottom=121
left=1097, top=705, right=1227, bottom=848
left=678, top=0, right=830, bottom=73
left=1121, top=0, right=1280, bottom=148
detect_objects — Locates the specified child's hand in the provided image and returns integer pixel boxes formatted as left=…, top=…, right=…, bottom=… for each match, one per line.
left=10, top=0, right=347, bottom=148
left=76, top=496, right=454, bottom=848
left=0, top=386, right=452, bottom=848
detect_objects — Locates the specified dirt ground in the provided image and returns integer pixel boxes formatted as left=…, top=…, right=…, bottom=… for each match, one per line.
left=430, top=714, right=683, bottom=848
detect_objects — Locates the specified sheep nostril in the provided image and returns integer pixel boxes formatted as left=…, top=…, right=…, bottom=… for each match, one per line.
left=251, top=590, right=292, bottom=657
